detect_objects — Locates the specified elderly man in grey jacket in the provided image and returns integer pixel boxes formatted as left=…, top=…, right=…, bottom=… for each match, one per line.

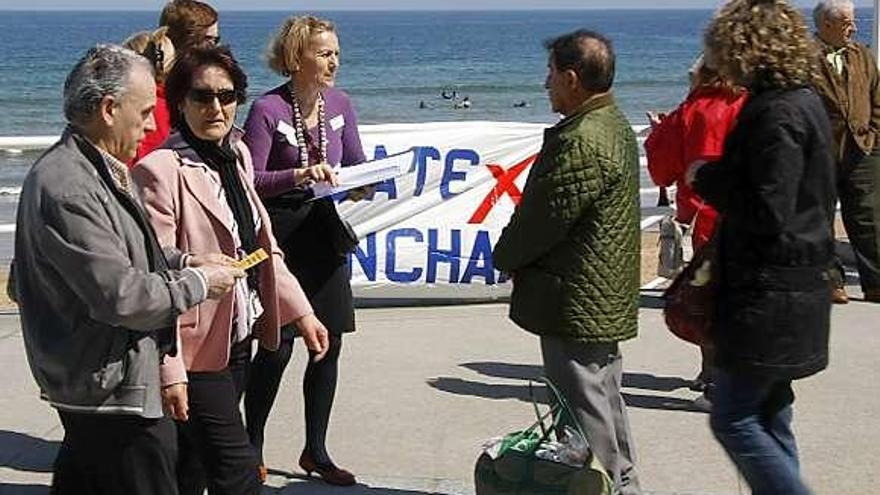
left=13, top=45, right=244, bottom=495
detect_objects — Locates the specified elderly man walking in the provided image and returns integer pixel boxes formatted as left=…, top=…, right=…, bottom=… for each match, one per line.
left=13, top=45, right=243, bottom=495
left=813, top=0, right=880, bottom=303
left=492, top=30, right=641, bottom=495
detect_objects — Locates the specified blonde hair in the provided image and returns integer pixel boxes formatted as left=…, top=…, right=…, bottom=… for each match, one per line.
left=267, top=15, right=336, bottom=76
left=123, top=30, right=153, bottom=54
left=123, top=26, right=174, bottom=83
left=705, top=0, right=819, bottom=91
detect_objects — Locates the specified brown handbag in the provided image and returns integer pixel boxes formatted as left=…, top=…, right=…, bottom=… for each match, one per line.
left=662, top=225, right=721, bottom=347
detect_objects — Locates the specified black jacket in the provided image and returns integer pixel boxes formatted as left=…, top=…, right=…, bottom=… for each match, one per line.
left=694, top=87, right=836, bottom=379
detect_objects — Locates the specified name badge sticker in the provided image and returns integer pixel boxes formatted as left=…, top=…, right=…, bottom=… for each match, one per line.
left=276, top=120, right=298, bottom=146
left=330, top=114, right=345, bottom=131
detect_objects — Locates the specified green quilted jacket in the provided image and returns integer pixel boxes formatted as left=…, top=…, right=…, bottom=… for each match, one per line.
left=492, top=94, right=640, bottom=342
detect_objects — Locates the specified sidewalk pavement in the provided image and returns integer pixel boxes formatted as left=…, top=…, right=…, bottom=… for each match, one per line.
left=1, top=283, right=878, bottom=495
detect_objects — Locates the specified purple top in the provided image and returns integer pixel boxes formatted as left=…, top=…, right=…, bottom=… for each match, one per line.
left=242, top=85, right=367, bottom=199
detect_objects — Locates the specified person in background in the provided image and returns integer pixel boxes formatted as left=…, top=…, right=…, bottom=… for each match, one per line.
left=242, top=15, right=366, bottom=486
left=125, top=0, right=220, bottom=165
left=646, top=55, right=746, bottom=251
left=124, top=27, right=176, bottom=162
left=812, top=0, right=880, bottom=304
left=160, top=0, right=221, bottom=49
left=14, top=44, right=240, bottom=495
left=492, top=29, right=642, bottom=495
left=690, top=0, right=835, bottom=492
left=644, top=54, right=748, bottom=406
left=134, top=44, right=330, bottom=495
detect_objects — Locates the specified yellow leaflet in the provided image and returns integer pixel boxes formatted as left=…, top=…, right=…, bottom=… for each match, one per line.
left=235, top=248, right=268, bottom=270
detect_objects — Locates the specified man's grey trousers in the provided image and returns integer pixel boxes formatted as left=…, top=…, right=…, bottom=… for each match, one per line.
left=541, top=336, right=642, bottom=495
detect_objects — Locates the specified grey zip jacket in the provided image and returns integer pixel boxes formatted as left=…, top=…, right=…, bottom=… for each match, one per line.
left=14, top=129, right=207, bottom=418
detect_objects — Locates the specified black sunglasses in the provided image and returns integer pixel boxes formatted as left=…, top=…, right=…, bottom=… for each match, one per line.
left=204, top=35, right=221, bottom=45
left=188, top=88, right=238, bottom=105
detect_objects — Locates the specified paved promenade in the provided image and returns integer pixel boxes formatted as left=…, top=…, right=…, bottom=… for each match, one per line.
left=1, top=283, right=878, bottom=495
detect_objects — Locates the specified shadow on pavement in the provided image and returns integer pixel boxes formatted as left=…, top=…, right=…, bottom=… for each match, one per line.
left=621, top=392, right=706, bottom=413
left=460, top=362, right=542, bottom=381
left=0, top=484, right=49, bottom=495
left=263, top=485, right=442, bottom=494
left=428, top=377, right=706, bottom=414
left=623, top=372, right=693, bottom=392
left=639, top=294, right=666, bottom=309
left=431, top=363, right=705, bottom=414
left=461, top=362, right=693, bottom=392
left=0, top=431, right=57, bottom=473
left=262, top=472, right=450, bottom=494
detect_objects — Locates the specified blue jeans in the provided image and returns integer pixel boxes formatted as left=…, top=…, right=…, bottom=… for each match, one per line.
left=709, top=370, right=813, bottom=495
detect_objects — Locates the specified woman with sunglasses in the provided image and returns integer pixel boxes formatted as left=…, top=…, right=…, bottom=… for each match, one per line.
left=133, top=44, right=330, bottom=495
left=242, top=14, right=366, bottom=486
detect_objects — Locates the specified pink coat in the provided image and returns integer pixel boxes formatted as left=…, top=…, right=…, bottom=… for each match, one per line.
left=134, top=132, right=313, bottom=385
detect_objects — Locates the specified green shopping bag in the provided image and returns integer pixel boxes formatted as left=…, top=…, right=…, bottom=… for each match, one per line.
left=474, top=379, right=613, bottom=495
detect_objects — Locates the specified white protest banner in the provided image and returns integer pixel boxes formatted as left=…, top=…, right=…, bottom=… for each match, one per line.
left=337, top=121, right=545, bottom=301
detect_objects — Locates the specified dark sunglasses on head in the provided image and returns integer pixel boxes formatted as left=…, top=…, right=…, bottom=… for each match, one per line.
left=188, top=88, right=238, bottom=105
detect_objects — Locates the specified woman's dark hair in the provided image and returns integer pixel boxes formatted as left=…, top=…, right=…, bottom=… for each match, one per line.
left=544, top=29, right=615, bottom=93
left=165, top=44, right=248, bottom=129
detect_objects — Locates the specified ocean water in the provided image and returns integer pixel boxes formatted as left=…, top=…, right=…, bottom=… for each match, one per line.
left=0, top=8, right=875, bottom=204
left=0, top=9, right=721, bottom=135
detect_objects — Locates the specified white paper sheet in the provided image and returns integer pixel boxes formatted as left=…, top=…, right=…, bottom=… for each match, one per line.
left=310, top=148, right=416, bottom=199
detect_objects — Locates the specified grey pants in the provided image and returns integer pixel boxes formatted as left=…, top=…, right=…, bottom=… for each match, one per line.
left=540, top=337, right=642, bottom=495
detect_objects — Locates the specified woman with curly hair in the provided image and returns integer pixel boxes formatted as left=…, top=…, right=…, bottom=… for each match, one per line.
left=686, top=0, right=835, bottom=493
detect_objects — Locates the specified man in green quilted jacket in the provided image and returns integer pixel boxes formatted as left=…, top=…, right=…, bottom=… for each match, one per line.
left=492, top=29, right=641, bottom=495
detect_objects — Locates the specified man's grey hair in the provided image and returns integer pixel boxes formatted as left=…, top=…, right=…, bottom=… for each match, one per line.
left=63, top=44, right=153, bottom=126
left=813, top=0, right=855, bottom=28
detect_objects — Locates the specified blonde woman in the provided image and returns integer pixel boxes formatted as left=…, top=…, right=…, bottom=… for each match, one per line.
left=688, top=1, right=834, bottom=493
left=242, top=15, right=364, bottom=486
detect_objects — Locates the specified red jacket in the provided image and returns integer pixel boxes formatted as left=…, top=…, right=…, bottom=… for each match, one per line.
left=132, top=84, right=171, bottom=166
left=645, top=86, right=747, bottom=249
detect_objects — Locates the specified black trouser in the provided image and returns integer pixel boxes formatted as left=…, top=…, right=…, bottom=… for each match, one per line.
left=177, top=340, right=260, bottom=495
left=246, top=326, right=343, bottom=466
left=52, top=411, right=178, bottom=495
left=838, top=149, right=880, bottom=291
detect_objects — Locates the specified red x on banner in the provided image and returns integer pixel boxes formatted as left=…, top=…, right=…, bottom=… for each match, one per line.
left=468, top=153, right=537, bottom=224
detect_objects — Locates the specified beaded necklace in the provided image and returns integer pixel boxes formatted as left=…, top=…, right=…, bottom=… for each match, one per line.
left=288, top=83, right=327, bottom=167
